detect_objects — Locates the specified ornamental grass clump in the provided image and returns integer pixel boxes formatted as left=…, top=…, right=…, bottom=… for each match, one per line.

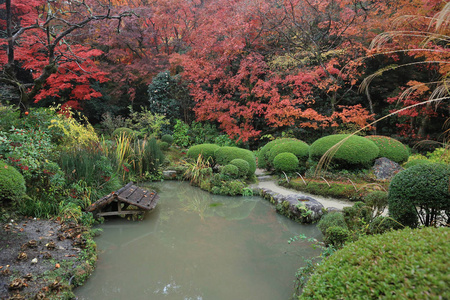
left=309, top=134, right=379, bottom=170
left=300, top=227, right=449, bottom=299
left=388, top=163, right=450, bottom=228
left=365, top=135, right=409, bottom=163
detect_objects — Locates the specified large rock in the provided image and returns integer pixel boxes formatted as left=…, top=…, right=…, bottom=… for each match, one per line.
left=259, top=188, right=324, bottom=223
left=373, top=157, right=404, bottom=180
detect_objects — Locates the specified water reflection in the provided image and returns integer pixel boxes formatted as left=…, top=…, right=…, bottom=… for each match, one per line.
left=76, top=181, right=321, bottom=300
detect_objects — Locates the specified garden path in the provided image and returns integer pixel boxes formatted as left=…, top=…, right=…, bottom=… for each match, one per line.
left=253, top=169, right=353, bottom=210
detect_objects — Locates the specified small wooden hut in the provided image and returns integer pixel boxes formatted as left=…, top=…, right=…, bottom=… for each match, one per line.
left=86, top=182, right=159, bottom=218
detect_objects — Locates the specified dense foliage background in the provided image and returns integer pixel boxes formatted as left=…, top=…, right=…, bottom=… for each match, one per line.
left=0, top=0, right=448, bottom=149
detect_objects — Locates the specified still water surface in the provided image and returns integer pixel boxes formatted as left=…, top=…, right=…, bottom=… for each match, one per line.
left=76, top=181, right=321, bottom=300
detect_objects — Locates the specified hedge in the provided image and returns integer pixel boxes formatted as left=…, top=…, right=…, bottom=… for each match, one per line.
left=215, top=146, right=256, bottom=177
left=388, top=163, right=450, bottom=228
left=300, top=227, right=449, bottom=299
left=365, top=135, right=409, bottom=163
left=309, top=134, right=379, bottom=169
left=0, top=160, right=26, bottom=203
left=187, top=143, right=221, bottom=162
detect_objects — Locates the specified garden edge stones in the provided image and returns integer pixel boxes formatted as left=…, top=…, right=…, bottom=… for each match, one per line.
left=259, top=188, right=324, bottom=223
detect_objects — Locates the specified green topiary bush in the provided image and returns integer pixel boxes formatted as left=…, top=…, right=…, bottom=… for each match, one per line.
left=324, top=226, right=351, bottom=249
left=388, top=163, right=450, bottom=228
left=300, top=227, right=449, bottom=299
left=317, top=212, right=348, bottom=235
left=158, top=141, right=169, bottom=151
left=309, top=134, right=379, bottom=169
left=112, top=127, right=135, bottom=139
left=215, top=146, right=256, bottom=177
left=221, top=164, right=239, bottom=178
left=161, top=134, right=174, bottom=145
left=403, top=158, right=430, bottom=168
left=229, top=158, right=249, bottom=178
left=267, top=140, right=309, bottom=171
left=257, top=138, right=297, bottom=169
left=187, top=143, right=221, bottom=162
left=273, top=152, right=299, bottom=172
left=0, top=160, right=26, bottom=203
left=365, top=135, right=409, bottom=163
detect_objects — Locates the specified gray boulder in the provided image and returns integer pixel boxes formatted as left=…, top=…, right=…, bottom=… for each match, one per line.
left=373, top=157, right=404, bottom=180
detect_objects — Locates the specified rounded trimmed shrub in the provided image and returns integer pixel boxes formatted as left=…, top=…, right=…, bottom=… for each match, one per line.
left=158, top=141, right=169, bottom=151
left=317, top=212, right=348, bottom=235
left=257, top=138, right=297, bottom=169
left=0, top=160, right=26, bottom=203
left=161, top=134, right=174, bottom=145
left=112, top=127, right=135, bottom=139
left=273, top=152, right=299, bottom=172
left=215, top=146, right=256, bottom=177
left=267, top=140, right=309, bottom=170
left=187, top=143, right=220, bottom=162
left=300, top=227, right=449, bottom=299
left=365, top=135, right=409, bottom=163
left=221, top=164, right=239, bottom=178
left=324, top=226, right=351, bottom=249
left=229, top=158, right=249, bottom=178
left=388, top=163, right=450, bottom=228
left=403, top=158, right=430, bottom=168
left=309, top=134, right=379, bottom=169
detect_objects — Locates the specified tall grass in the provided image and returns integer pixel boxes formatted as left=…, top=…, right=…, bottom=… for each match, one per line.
left=59, top=143, right=122, bottom=203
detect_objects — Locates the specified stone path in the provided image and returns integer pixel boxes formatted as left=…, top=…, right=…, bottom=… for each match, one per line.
left=253, top=169, right=353, bottom=210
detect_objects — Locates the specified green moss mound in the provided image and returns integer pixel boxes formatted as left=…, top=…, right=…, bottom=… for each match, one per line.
left=112, top=127, right=135, bottom=139
left=229, top=159, right=249, bottom=178
left=365, top=135, right=409, bottom=163
left=187, top=144, right=220, bottom=162
left=300, top=227, right=449, bottom=299
left=309, top=134, right=379, bottom=169
left=388, top=163, right=450, bottom=228
left=267, top=140, right=309, bottom=169
left=161, top=134, right=174, bottom=145
left=0, top=160, right=26, bottom=203
left=257, top=138, right=297, bottom=169
left=273, top=152, right=299, bottom=172
left=215, top=146, right=256, bottom=177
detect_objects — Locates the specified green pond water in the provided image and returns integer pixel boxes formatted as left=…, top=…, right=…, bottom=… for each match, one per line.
left=75, top=181, right=322, bottom=300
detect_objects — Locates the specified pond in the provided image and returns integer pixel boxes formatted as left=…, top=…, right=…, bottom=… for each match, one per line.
left=76, top=181, right=322, bottom=300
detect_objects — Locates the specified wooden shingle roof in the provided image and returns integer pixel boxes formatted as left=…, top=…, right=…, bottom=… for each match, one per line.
left=86, top=182, right=159, bottom=213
